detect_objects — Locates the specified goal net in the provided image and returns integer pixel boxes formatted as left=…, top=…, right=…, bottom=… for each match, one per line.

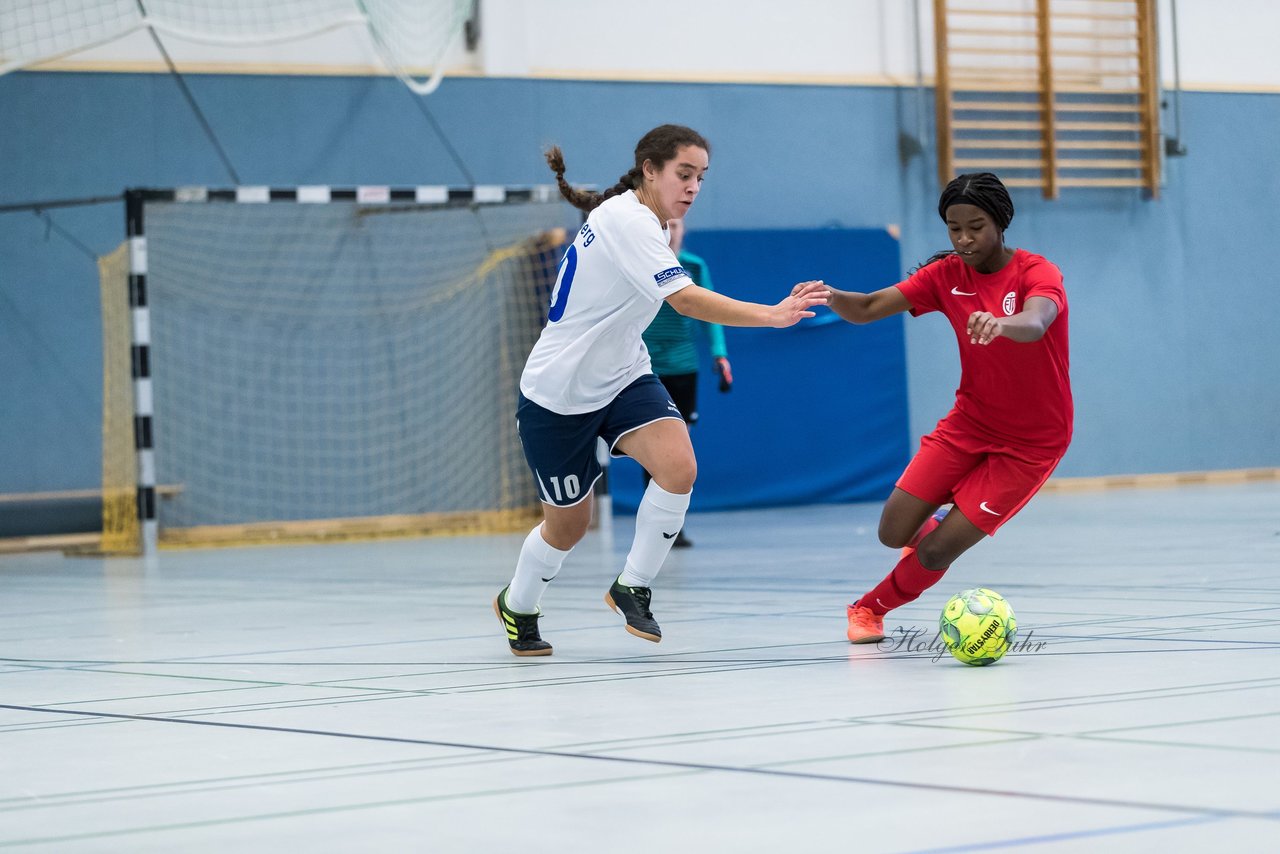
left=2, top=0, right=473, bottom=96
left=100, top=187, right=575, bottom=550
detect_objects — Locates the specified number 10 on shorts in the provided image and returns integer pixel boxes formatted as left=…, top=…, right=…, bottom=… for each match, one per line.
left=548, top=475, right=580, bottom=502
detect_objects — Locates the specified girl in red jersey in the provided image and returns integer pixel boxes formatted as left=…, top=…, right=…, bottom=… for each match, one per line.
left=825, top=172, right=1072, bottom=644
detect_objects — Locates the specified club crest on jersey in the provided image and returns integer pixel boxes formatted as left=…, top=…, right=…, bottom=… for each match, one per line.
left=1002, top=291, right=1018, bottom=316
left=654, top=266, right=686, bottom=285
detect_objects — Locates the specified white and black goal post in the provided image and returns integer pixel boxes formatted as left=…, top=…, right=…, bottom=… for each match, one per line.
left=100, top=184, right=576, bottom=553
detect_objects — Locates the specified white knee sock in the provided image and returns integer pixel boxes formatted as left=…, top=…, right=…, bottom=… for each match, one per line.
left=506, top=525, right=571, bottom=614
left=618, top=482, right=691, bottom=588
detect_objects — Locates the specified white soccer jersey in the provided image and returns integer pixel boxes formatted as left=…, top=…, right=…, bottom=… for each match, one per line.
left=520, top=191, right=694, bottom=414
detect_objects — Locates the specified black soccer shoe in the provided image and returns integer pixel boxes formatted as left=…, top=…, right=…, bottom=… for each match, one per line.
left=493, top=587, right=552, bottom=657
left=605, top=578, right=662, bottom=643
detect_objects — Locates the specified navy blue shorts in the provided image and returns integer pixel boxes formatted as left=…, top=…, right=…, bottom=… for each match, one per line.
left=517, top=375, right=683, bottom=507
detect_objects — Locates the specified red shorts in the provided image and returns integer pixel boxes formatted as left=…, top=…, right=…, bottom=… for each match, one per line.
left=896, top=415, right=1065, bottom=536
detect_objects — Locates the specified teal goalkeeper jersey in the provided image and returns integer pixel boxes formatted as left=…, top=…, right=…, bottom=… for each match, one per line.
left=641, top=250, right=728, bottom=376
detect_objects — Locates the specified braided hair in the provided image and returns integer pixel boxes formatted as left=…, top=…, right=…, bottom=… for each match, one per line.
left=545, top=124, right=711, bottom=213
left=937, top=172, right=1014, bottom=230
left=915, top=172, right=1015, bottom=270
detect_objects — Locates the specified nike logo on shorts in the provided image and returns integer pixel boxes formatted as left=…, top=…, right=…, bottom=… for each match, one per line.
left=979, top=501, right=1002, bottom=516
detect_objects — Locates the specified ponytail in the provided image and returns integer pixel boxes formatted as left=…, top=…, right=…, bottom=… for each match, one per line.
left=544, top=146, right=608, bottom=212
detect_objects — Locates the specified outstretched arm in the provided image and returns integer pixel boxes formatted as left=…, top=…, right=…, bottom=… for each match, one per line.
left=666, top=280, right=827, bottom=328
left=825, top=284, right=912, bottom=324
left=967, top=295, right=1059, bottom=345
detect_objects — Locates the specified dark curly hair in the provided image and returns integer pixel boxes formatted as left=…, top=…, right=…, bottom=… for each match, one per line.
left=544, top=124, right=711, bottom=213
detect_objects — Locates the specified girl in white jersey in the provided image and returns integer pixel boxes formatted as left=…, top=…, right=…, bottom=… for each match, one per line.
left=495, top=124, right=827, bottom=656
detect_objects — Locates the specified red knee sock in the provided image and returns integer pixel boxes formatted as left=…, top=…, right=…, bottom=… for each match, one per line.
left=857, top=550, right=949, bottom=616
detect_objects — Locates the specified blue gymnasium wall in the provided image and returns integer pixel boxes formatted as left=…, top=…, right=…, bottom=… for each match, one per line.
left=897, top=89, right=1280, bottom=475
left=609, top=228, right=909, bottom=514
left=2, top=72, right=1279, bottom=512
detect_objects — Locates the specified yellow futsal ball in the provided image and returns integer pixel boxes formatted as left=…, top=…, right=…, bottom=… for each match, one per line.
left=939, top=588, right=1017, bottom=666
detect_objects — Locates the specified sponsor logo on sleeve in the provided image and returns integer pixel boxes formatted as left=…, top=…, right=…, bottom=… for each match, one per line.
left=654, top=266, right=688, bottom=285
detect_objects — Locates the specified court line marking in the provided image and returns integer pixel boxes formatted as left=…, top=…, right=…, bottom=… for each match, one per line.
left=2, top=702, right=1277, bottom=823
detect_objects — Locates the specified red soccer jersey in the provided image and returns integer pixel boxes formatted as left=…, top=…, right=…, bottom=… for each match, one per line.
left=896, top=249, right=1073, bottom=452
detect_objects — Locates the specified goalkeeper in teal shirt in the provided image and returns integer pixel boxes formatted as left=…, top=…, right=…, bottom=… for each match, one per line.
left=640, top=217, right=733, bottom=548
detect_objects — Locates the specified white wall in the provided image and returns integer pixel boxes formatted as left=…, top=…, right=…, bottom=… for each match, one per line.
left=27, top=1, right=1280, bottom=91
